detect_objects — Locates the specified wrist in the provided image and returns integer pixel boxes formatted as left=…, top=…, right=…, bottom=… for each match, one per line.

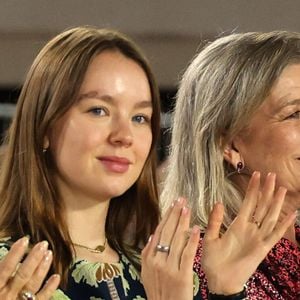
left=208, top=286, right=247, bottom=300
left=207, top=279, right=245, bottom=296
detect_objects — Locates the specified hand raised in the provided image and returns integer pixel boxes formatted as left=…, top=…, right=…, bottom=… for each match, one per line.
left=202, top=171, right=296, bottom=295
left=141, top=198, right=200, bottom=300
left=0, top=237, right=60, bottom=300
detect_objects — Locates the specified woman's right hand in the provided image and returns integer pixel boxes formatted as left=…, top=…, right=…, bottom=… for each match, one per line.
left=0, top=237, right=60, bottom=299
left=141, top=198, right=200, bottom=300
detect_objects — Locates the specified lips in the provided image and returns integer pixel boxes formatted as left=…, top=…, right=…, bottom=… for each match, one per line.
left=98, top=156, right=131, bottom=173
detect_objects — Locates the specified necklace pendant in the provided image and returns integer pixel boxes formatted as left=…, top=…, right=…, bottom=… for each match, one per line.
left=95, top=244, right=105, bottom=253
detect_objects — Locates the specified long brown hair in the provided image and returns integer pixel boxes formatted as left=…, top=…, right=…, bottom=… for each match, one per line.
left=0, top=26, right=160, bottom=286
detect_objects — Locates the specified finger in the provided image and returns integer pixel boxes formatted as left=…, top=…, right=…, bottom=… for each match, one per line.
left=36, top=274, right=60, bottom=300
left=155, top=202, right=174, bottom=233
left=22, top=250, right=53, bottom=294
left=253, top=172, right=276, bottom=223
left=146, top=201, right=176, bottom=257
left=167, top=206, right=191, bottom=267
left=141, top=235, right=153, bottom=265
left=265, top=210, right=297, bottom=247
left=156, top=198, right=186, bottom=258
left=238, top=171, right=261, bottom=220
left=204, top=202, right=224, bottom=242
left=180, top=225, right=200, bottom=272
left=9, top=241, right=49, bottom=291
left=260, top=186, right=287, bottom=234
left=0, top=237, right=29, bottom=289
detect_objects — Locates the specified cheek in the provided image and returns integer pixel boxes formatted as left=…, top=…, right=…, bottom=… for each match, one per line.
left=246, top=126, right=297, bottom=155
left=136, top=131, right=152, bottom=161
left=243, top=127, right=300, bottom=173
left=52, top=122, right=102, bottom=160
left=266, top=128, right=300, bottom=155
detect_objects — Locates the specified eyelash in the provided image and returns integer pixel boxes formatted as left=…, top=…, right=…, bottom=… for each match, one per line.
left=132, top=115, right=151, bottom=124
left=87, top=107, right=151, bottom=124
left=286, top=111, right=300, bottom=119
left=87, top=107, right=107, bottom=116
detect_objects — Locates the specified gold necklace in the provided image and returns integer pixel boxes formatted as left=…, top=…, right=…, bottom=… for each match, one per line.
left=73, top=238, right=107, bottom=254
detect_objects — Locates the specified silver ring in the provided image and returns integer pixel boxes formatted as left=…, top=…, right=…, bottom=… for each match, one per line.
left=20, top=290, right=36, bottom=300
left=156, top=244, right=170, bottom=253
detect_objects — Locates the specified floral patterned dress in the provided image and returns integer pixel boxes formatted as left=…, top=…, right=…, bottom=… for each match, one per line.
left=0, top=238, right=201, bottom=300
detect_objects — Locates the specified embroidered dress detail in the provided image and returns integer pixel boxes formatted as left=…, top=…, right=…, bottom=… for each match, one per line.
left=107, top=279, right=120, bottom=300
left=96, top=263, right=121, bottom=281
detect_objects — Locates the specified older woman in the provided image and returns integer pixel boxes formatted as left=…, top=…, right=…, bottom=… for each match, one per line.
left=162, top=31, right=300, bottom=299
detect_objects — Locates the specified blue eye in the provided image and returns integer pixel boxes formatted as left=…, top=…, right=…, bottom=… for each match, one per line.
left=132, top=115, right=150, bottom=124
left=88, top=107, right=106, bottom=116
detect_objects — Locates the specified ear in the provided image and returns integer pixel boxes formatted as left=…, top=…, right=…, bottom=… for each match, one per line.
left=223, top=141, right=243, bottom=169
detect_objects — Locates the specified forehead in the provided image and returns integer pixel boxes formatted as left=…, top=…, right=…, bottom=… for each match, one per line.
left=261, top=63, right=300, bottom=112
left=78, top=50, right=151, bottom=98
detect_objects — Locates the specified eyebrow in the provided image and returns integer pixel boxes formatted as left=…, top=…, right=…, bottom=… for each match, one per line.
left=78, top=91, right=152, bottom=109
left=275, top=98, right=300, bottom=112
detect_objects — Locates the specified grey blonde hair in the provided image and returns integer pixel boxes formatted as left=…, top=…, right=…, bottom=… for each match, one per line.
left=161, top=31, right=300, bottom=230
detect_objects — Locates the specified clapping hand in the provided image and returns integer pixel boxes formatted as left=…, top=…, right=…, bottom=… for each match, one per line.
left=141, top=198, right=200, bottom=300
left=0, top=237, right=60, bottom=299
left=202, top=171, right=296, bottom=295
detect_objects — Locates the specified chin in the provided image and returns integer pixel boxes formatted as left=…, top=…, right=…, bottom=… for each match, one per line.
left=107, top=185, right=134, bottom=199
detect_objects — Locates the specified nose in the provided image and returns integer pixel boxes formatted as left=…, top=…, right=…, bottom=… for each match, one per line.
left=108, top=118, right=133, bottom=147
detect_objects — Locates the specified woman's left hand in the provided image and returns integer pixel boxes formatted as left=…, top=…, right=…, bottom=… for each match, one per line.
left=141, top=198, right=200, bottom=300
left=201, top=171, right=297, bottom=295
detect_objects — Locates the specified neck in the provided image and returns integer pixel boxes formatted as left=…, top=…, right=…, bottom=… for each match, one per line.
left=61, top=188, right=110, bottom=248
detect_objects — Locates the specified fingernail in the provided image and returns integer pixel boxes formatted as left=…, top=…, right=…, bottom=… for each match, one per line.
left=14, top=236, right=29, bottom=248
left=148, top=235, right=153, bottom=243
left=21, top=236, right=29, bottom=247
left=176, top=197, right=184, bottom=205
left=267, top=172, right=276, bottom=178
left=46, top=274, right=60, bottom=284
left=39, top=241, right=49, bottom=251
left=182, top=206, right=189, bottom=215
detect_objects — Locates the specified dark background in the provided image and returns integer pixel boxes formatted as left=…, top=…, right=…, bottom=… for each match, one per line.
left=1, top=0, right=299, bottom=160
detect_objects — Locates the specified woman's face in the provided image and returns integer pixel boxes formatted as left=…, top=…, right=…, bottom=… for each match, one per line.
left=48, top=50, right=153, bottom=203
left=233, top=63, right=300, bottom=209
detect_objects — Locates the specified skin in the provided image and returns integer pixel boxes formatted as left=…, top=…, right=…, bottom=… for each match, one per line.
left=225, top=63, right=300, bottom=244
